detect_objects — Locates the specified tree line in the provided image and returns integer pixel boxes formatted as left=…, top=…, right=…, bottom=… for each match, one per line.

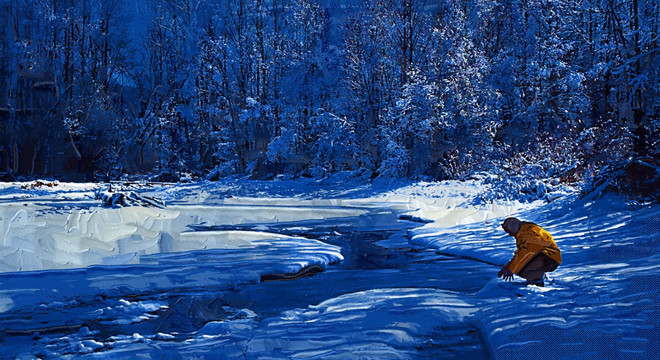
left=0, top=0, right=657, bottom=182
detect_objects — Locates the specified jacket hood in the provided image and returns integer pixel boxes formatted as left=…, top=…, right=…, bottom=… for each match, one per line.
left=502, top=217, right=522, bottom=235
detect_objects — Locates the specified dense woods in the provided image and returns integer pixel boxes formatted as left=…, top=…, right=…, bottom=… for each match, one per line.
left=0, top=0, right=658, bottom=184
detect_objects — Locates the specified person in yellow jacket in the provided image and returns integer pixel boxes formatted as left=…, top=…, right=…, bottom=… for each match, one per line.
left=497, top=217, right=561, bottom=287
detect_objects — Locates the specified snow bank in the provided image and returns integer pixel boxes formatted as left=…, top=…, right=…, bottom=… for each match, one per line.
left=64, top=289, right=484, bottom=360
left=355, top=180, right=537, bottom=226
left=246, top=288, right=482, bottom=360
left=0, top=181, right=100, bottom=201
left=393, top=181, right=660, bottom=360
left=0, top=200, right=360, bottom=272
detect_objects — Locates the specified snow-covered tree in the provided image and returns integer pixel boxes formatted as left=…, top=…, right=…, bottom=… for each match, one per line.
left=0, top=0, right=656, bottom=183
left=378, top=74, right=446, bottom=179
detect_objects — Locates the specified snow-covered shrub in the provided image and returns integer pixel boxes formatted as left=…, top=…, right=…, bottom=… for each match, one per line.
left=473, top=175, right=569, bottom=204
left=95, top=188, right=165, bottom=208
left=377, top=75, right=446, bottom=179
left=307, top=111, right=360, bottom=178
left=377, top=134, right=409, bottom=179
left=266, top=126, right=302, bottom=176
left=582, top=157, right=659, bottom=203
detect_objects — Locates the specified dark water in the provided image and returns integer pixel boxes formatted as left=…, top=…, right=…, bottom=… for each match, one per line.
left=191, top=210, right=492, bottom=359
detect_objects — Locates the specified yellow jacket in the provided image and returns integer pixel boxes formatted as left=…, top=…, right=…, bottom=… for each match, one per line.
left=505, top=223, right=561, bottom=274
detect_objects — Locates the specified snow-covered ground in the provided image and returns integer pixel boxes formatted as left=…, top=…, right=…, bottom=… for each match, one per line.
left=0, top=179, right=657, bottom=359
left=404, top=189, right=659, bottom=360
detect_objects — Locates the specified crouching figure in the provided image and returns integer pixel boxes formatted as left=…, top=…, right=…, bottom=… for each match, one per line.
left=497, top=217, right=561, bottom=287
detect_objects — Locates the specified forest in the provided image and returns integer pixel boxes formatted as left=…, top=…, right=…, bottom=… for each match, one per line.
left=1, top=0, right=658, bottom=187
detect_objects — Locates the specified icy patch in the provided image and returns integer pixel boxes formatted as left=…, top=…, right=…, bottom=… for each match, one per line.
left=93, top=299, right=168, bottom=325
left=0, top=200, right=360, bottom=272
left=178, top=230, right=305, bottom=250
left=0, top=228, right=343, bottom=315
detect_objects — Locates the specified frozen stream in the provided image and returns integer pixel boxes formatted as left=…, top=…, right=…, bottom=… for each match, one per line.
left=0, top=203, right=490, bottom=359
left=3, top=180, right=657, bottom=359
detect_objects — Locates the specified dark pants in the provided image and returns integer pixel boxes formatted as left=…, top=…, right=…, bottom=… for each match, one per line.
left=518, top=253, right=559, bottom=283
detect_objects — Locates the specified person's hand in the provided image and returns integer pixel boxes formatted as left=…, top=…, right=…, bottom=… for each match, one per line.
left=498, top=267, right=514, bottom=281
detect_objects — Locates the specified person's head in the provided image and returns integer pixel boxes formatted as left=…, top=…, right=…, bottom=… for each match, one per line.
left=502, top=217, right=522, bottom=236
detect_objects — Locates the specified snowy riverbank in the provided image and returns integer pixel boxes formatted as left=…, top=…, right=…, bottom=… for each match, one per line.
left=0, top=179, right=657, bottom=359
left=400, top=185, right=659, bottom=360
